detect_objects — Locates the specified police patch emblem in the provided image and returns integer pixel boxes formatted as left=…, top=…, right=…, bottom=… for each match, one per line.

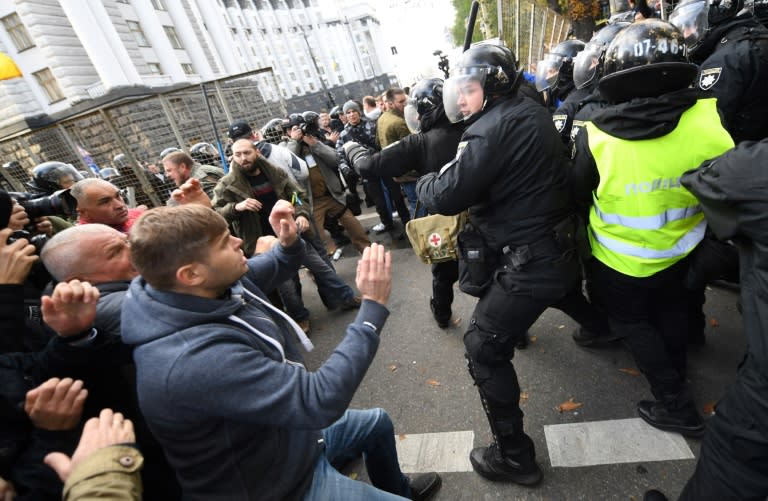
left=553, top=114, right=567, bottom=133
left=699, top=67, right=722, bottom=91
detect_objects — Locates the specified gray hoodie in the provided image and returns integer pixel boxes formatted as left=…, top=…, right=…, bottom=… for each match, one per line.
left=120, top=240, right=389, bottom=500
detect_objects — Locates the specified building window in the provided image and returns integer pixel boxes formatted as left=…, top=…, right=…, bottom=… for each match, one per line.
left=231, top=27, right=237, bottom=35
left=1, top=13, right=34, bottom=51
left=164, top=26, right=183, bottom=49
left=33, top=68, right=64, bottom=103
left=127, top=21, right=150, bottom=47
left=304, top=69, right=310, bottom=78
left=308, top=82, right=316, bottom=91
left=289, top=72, right=296, bottom=80
left=181, top=63, right=194, bottom=75
left=148, top=63, right=163, bottom=74
left=150, top=0, right=166, bottom=9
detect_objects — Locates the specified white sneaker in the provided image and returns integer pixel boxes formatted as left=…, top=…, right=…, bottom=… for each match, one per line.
left=372, top=222, right=386, bottom=233
left=332, top=248, right=343, bottom=261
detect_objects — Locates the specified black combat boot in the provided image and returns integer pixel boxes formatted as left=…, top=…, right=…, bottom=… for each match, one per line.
left=430, top=297, right=451, bottom=329
left=469, top=435, right=542, bottom=486
left=637, top=395, right=704, bottom=438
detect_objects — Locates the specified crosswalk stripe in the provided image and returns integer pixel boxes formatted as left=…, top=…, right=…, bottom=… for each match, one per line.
left=395, top=430, right=475, bottom=473
left=544, top=418, right=695, bottom=467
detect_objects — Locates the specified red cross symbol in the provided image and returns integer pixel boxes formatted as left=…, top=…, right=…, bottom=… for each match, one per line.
left=429, top=233, right=442, bottom=247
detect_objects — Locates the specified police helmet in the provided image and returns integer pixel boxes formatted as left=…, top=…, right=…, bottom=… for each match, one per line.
left=302, top=111, right=320, bottom=127
left=573, top=22, right=630, bottom=90
left=190, top=142, right=217, bottom=164
left=598, top=19, right=698, bottom=102
left=329, top=105, right=342, bottom=119
left=535, top=39, right=586, bottom=92
left=261, top=118, right=285, bottom=144
left=342, top=100, right=362, bottom=115
left=28, top=162, right=83, bottom=193
left=160, top=147, right=181, bottom=159
left=404, top=78, right=443, bottom=133
left=443, top=43, right=521, bottom=123
left=670, top=0, right=745, bottom=53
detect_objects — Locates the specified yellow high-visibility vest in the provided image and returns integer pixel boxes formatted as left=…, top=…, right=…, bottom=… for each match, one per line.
left=586, top=98, right=734, bottom=277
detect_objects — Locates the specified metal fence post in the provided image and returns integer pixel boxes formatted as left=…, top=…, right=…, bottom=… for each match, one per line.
left=528, top=3, right=535, bottom=72
left=98, top=109, right=162, bottom=207
left=157, top=94, right=188, bottom=153
left=515, top=0, right=520, bottom=59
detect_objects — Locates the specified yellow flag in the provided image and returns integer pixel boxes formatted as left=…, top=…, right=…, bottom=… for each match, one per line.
left=0, top=52, right=22, bottom=80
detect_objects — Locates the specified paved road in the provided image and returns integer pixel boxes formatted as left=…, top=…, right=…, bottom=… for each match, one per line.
left=301, top=220, right=744, bottom=501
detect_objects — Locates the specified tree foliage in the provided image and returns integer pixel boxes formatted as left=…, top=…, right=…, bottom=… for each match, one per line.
left=451, top=0, right=499, bottom=46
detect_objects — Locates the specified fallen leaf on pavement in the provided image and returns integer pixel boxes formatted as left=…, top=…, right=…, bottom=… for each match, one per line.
left=709, top=317, right=719, bottom=327
left=520, top=392, right=529, bottom=403
left=451, top=317, right=462, bottom=326
left=388, top=364, right=398, bottom=372
left=619, top=368, right=642, bottom=376
left=558, top=398, right=583, bottom=413
left=703, top=401, right=716, bottom=415
left=427, top=379, right=441, bottom=387
left=530, top=335, right=537, bottom=343
left=398, top=434, right=407, bottom=441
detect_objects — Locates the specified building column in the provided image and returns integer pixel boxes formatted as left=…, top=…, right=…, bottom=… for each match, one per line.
left=132, top=0, right=186, bottom=81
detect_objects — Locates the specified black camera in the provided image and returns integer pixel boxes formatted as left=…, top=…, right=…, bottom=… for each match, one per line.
left=10, top=189, right=78, bottom=220
left=6, top=229, right=48, bottom=254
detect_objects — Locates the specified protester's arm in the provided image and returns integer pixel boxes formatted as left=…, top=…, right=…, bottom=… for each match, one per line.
left=45, top=409, right=142, bottom=501
left=172, top=244, right=391, bottom=429
left=171, top=178, right=213, bottom=208
left=25, top=378, right=88, bottom=431
left=246, top=201, right=305, bottom=291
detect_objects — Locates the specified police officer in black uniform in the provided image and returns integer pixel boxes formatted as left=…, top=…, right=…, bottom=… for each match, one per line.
left=416, top=43, right=608, bottom=485
left=535, top=39, right=585, bottom=116
left=351, top=78, right=464, bottom=328
left=645, top=139, right=768, bottom=501
left=671, top=0, right=768, bottom=143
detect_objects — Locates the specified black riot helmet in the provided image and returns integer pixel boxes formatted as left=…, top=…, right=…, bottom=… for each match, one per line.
left=535, top=39, right=586, bottom=93
left=28, top=161, right=83, bottom=193
left=598, top=19, right=698, bottom=103
left=670, top=0, right=746, bottom=54
left=443, top=43, right=521, bottom=123
left=329, top=105, right=342, bottom=119
left=404, top=78, right=443, bottom=133
left=754, top=0, right=768, bottom=25
left=190, top=142, right=217, bottom=164
left=261, top=118, right=285, bottom=144
left=573, top=22, right=630, bottom=89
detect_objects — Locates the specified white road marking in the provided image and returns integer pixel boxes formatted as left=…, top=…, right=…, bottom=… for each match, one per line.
left=395, top=430, right=475, bottom=473
left=544, top=418, right=695, bottom=467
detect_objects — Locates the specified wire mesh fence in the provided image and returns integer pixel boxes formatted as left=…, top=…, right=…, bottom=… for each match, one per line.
left=499, top=0, right=571, bottom=74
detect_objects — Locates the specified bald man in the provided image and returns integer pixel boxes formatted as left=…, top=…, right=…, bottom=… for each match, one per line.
left=71, top=179, right=145, bottom=233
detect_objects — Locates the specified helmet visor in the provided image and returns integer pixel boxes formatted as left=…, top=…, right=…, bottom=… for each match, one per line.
left=443, top=71, right=487, bottom=124
left=404, top=102, right=421, bottom=133
left=573, top=42, right=603, bottom=89
left=534, top=54, right=565, bottom=92
left=669, top=0, right=708, bottom=49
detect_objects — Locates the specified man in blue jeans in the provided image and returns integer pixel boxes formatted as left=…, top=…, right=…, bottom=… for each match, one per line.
left=121, top=201, right=441, bottom=500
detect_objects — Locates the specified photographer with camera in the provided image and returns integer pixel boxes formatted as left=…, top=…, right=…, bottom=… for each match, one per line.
left=283, top=114, right=371, bottom=260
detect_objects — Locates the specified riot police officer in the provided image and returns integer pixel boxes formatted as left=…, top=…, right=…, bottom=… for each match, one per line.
left=352, top=78, right=465, bottom=328
left=670, top=0, right=768, bottom=143
left=417, top=43, right=607, bottom=485
left=571, top=20, right=734, bottom=437
left=535, top=39, right=585, bottom=113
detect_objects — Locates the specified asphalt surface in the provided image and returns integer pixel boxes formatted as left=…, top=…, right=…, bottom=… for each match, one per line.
left=300, top=216, right=745, bottom=501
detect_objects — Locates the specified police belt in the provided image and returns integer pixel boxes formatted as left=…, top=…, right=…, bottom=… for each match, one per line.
left=500, top=237, right=561, bottom=271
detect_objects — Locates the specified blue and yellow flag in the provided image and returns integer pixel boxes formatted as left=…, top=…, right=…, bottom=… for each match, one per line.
left=0, top=52, right=22, bottom=80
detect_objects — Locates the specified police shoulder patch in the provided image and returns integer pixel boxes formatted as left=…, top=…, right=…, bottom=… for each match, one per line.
left=553, top=114, right=568, bottom=133
left=699, top=67, right=723, bottom=91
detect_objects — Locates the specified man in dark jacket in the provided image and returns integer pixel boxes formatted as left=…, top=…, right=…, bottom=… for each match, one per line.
left=670, top=0, right=768, bottom=143
left=645, top=141, right=768, bottom=501
left=417, top=43, right=608, bottom=486
left=352, top=78, right=464, bottom=328
left=122, top=204, right=440, bottom=500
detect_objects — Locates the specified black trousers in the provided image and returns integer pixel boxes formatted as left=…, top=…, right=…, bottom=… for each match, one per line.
left=680, top=356, right=768, bottom=500
left=463, top=252, right=583, bottom=454
left=431, top=260, right=459, bottom=312
left=363, top=175, right=410, bottom=227
left=588, top=258, right=690, bottom=398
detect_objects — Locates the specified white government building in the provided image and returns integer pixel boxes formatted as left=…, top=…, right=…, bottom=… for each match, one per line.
left=0, top=0, right=396, bottom=131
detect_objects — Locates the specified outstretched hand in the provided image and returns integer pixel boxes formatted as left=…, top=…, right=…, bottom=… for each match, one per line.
left=269, top=200, right=298, bottom=248
left=355, top=243, right=392, bottom=306
left=41, top=280, right=99, bottom=337
left=45, top=408, right=135, bottom=483
left=171, top=178, right=213, bottom=208
left=25, top=377, right=88, bottom=431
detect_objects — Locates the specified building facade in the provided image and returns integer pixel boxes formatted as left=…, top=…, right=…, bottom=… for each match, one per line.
left=0, top=0, right=396, bottom=133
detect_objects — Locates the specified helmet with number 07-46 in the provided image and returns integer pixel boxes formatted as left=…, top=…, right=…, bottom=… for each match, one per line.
left=598, top=19, right=698, bottom=103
